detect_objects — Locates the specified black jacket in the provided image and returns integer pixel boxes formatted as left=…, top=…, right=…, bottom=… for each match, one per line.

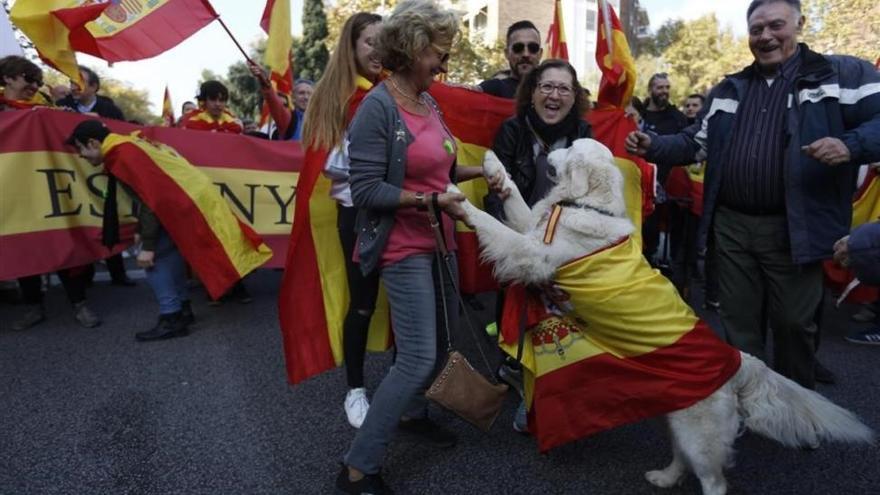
left=58, top=94, right=125, bottom=121
left=491, top=115, right=592, bottom=205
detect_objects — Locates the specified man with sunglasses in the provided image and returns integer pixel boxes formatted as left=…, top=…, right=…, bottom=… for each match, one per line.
left=478, top=20, right=542, bottom=99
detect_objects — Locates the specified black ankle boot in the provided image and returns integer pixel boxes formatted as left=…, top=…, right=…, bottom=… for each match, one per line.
left=135, top=312, right=188, bottom=342
left=180, top=300, right=195, bottom=326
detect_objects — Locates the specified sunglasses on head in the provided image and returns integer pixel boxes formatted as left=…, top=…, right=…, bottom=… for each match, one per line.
left=511, top=42, right=541, bottom=55
left=22, top=74, right=43, bottom=86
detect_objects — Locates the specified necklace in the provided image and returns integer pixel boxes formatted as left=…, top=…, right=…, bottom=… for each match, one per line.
left=388, top=76, right=424, bottom=107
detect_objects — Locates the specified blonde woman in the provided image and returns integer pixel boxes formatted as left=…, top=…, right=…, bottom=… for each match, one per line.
left=303, top=12, right=384, bottom=429
left=337, top=1, right=467, bottom=493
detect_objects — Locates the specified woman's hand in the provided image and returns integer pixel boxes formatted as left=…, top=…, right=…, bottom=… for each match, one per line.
left=437, top=191, right=469, bottom=224
left=485, top=170, right=511, bottom=200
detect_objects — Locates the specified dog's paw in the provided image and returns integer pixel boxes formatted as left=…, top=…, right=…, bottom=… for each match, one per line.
left=645, top=469, right=683, bottom=488
left=446, top=183, right=463, bottom=195
left=482, top=150, right=505, bottom=178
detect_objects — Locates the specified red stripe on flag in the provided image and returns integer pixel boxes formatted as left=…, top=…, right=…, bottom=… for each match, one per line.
left=531, top=322, right=741, bottom=452
left=105, top=143, right=244, bottom=299
left=0, top=225, right=134, bottom=280
left=68, top=0, right=217, bottom=62
left=260, top=0, right=277, bottom=33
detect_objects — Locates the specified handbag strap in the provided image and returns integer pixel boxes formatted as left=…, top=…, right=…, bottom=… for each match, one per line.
left=426, top=193, right=498, bottom=380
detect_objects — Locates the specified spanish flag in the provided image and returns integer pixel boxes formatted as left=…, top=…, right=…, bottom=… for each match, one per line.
left=161, top=85, right=174, bottom=127
left=10, top=0, right=108, bottom=86
left=504, top=228, right=741, bottom=452
left=101, top=132, right=272, bottom=299
left=596, top=0, right=636, bottom=108
left=278, top=77, right=392, bottom=385
left=593, top=0, right=655, bottom=227
left=261, top=0, right=294, bottom=97
left=545, top=0, right=569, bottom=60
left=65, top=0, right=217, bottom=63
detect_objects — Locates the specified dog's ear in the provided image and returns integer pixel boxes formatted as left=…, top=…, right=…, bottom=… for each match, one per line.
left=567, top=150, right=591, bottom=199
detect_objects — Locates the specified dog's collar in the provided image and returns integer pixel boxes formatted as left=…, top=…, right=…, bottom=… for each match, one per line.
left=556, top=200, right=618, bottom=218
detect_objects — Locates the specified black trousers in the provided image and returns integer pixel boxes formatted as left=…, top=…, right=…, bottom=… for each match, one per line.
left=18, top=265, right=89, bottom=305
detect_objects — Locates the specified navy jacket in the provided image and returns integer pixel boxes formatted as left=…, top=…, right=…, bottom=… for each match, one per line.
left=647, top=44, right=880, bottom=264
left=849, top=222, right=880, bottom=286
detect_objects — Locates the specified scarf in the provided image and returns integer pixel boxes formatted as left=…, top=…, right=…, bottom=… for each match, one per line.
left=526, top=106, right=579, bottom=148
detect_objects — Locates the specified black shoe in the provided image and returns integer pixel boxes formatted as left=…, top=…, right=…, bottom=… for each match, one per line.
left=135, top=312, right=188, bottom=342
left=111, top=276, right=136, bottom=287
left=180, top=300, right=195, bottom=326
left=335, top=465, right=394, bottom=495
left=814, top=360, right=836, bottom=385
left=398, top=417, right=457, bottom=449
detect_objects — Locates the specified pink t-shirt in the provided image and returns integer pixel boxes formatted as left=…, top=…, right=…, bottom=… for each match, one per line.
left=380, top=104, right=457, bottom=267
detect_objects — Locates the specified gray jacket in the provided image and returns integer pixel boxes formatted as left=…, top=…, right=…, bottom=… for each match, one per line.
left=348, top=82, right=454, bottom=275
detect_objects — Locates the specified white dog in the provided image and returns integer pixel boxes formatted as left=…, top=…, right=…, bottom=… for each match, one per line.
left=450, top=138, right=874, bottom=495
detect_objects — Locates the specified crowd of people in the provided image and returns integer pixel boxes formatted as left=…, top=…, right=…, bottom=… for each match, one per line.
left=3, top=0, right=879, bottom=493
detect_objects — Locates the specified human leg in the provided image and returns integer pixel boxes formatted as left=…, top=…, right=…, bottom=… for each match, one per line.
left=344, top=254, right=441, bottom=475
left=713, top=207, right=766, bottom=358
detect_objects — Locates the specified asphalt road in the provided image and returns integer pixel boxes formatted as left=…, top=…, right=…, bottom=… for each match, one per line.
left=1, top=268, right=878, bottom=494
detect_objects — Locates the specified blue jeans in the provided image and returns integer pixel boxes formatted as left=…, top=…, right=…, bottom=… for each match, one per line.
left=344, top=252, right=459, bottom=474
left=144, top=230, right=189, bottom=315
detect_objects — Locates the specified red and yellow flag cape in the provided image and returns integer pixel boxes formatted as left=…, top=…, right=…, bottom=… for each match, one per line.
left=179, top=108, right=244, bottom=134
left=502, top=220, right=741, bottom=451
left=278, top=77, right=392, bottom=385
left=102, top=132, right=272, bottom=299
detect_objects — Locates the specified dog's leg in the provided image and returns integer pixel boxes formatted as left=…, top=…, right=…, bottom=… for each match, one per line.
left=665, top=388, right=738, bottom=495
left=449, top=184, right=559, bottom=285
left=482, top=151, right=534, bottom=234
left=644, top=440, right=686, bottom=489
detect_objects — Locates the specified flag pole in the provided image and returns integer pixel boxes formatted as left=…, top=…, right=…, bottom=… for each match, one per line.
left=216, top=17, right=254, bottom=65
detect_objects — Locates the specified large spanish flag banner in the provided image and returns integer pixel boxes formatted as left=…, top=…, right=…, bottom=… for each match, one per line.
left=506, top=230, right=741, bottom=452
left=101, top=132, right=272, bottom=298
left=278, top=78, right=392, bottom=385
left=0, top=109, right=298, bottom=281
left=10, top=0, right=109, bottom=85
left=62, top=0, right=217, bottom=63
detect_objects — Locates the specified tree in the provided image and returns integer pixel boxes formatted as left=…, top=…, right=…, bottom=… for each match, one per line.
left=326, top=0, right=395, bottom=47
left=801, top=0, right=880, bottom=61
left=447, top=25, right=508, bottom=85
left=634, top=14, right=751, bottom=107
left=294, top=0, right=330, bottom=81
left=640, top=19, right=684, bottom=57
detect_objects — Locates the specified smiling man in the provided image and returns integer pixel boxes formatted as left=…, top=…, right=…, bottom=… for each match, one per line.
left=478, top=20, right=543, bottom=99
left=624, top=0, right=880, bottom=390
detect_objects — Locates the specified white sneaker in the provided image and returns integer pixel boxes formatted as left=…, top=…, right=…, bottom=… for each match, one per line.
left=344, top=388, right=370, bottom=428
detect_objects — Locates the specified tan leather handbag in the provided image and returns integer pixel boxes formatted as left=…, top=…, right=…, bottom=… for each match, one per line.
left=424, top=194, right=509, bottom=431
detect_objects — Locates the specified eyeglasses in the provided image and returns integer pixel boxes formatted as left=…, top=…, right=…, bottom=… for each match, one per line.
left=22, top=74, right=43, bottom=86
left=431, top=44, right=450, bottom=64
left=536, top=82, right=573, bottom=97
left=511, top=42, right=541, bottom=55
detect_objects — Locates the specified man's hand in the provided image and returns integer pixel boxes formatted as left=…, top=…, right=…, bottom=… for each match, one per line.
left=136, top=250, right=156, bottom=269
left=833, top=235, right=850, bottom=267
left=624, top=131, right=652, bottom=156
left=802, top=137, right=851, bottom=166
left=485, top=170, right=511, bottom=200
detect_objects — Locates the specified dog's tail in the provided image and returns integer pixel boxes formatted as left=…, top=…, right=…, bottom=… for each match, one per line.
left=734, top=352, right=874, bottom=447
